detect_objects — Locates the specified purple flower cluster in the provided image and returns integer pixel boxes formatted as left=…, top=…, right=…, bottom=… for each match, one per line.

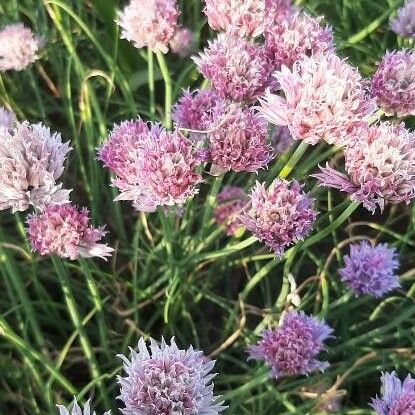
left=0, top=106, right=15, bottom=131
left=339, top=241, right=400, bottom=297
left=169, top=27, right=194, bottom=57
left=390, top=0, right=415, bottom=39
left=270, top=126, right=294, bottom=155
left=248, top=311, right=333, bottom=379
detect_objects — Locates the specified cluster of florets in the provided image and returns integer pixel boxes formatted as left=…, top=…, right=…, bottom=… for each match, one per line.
left=339, top=241, right=400, bottom=297
left=270, top=126, right=294, bottom=155
left=0, top=23, right=42, bottom=71
left=259, top=53, right=377, bottom=146
left=315, top=123, right=415, bottom=212
left=193, top=34, right=273, bottom=102
left=371, top=49, right=415, bottom=117
left=241, top=180, right=316, bottom=256
left=390, top=0, right=415, bottom=39
left=98, top=118, right=202, bottom=212
left=170, top=27, right=194, bottom=57
left=248, top=311, right=333, bottom=379
left=0, top=106, right=15, bottom=130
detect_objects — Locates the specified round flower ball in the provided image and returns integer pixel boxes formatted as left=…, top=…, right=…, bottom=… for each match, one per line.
left=390, top=0, right=415, bottom=39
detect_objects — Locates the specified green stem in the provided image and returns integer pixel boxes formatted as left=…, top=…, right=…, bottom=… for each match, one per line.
left=156, top=50, right=172, bottom=128
left=51, top=256, right=109, bottom=407
left=148, top=48, right=155, bottom=117
left=201, top=175, right=224, bottom=238
left=278, top=141, right=309, bottom=179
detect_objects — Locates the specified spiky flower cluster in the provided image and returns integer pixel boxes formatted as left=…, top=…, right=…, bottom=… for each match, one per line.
left=390, top=0, right=415, bottom=39
left=27, top=204, right=113, bottom=260
left=314, top=123, right=415, bottom=213
left=264, top=12, right=334, bottom=70
left=270, top=126, right=294, bottom=155
left=117, top=0, right=179, bottom=53
left=193, top=34, right=273, bottom=102
left=371, top=372, right=415, bottom=415
left=170, top=27, right=194, bottom=57
left=339, top=241, right=400, bottom=297
left=98, top=119, right=202, bottom=212
left=248, top=311, right=333, bottom=379
left=259, top=53, right=377, bottom=146
left=117, top=337, right=225, bottom=415
left=206, top=104, right=272, bottom=173
left=204, top=0, right=265, bottom=38
left=214, top=186, right=248, bottom=236
left=241, top=180, right=316, bottom=255
left=57, top=398, right=110, bottom=415
left=0, top=23, right=42, bottom=71
left=371, top=49, right=415, bottom=117
left=0, top=121, right=71, bottom=212
left=0, top=107, right=15, bottom=131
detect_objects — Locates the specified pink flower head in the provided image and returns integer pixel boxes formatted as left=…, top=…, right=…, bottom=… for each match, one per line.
left=169, top=27, right=194, bottom=57
left=371, top=372, right=415, bottom=415
left=193, top=34, right=273, bottom=102
left=206, top=104, right=273, bottom=173
left=314, top=122, right=415, bottom=213
left=214, top=186, right=249, bottom=236
left=98, top=118, right=202, bottom=212
left=259, top=53, right=377, bottom=146
left=27, top=204, right=114, bottom=260
left=204, top=0, right=265, bottom=38
left=117, top=337, right=225, bottom=415
left=371, top=49, right=415, bottom=117
left=0, top=107, right=15, bottom=131
left=241, top=180, right=316, bottom=255
left=270, top=126, right=294, bottom=155
left=265, top=0, right=298, bottom=23
left=0, top=23, right=42, bottom=71
left=265, top=12, right=334, bottom=70
left=117, top=0, right=179, bottom=53
left=390, top=0, right=415, bottom=39
left=0, top=121, right=71, bottom=213
left=57, top=398, right=110, bottom=415
left=248, top=311, right=333, bottom=379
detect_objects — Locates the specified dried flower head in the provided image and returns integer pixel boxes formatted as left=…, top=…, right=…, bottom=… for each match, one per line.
left=117, top=337, right=225, bottom=415
left=0, top=121, right=71, bottom=213
left=0, top=107, right=15, bottom=131
left=259, top=53, right=377, bottom=146
left=314, top=123, right=415, bottom=213
left=214, top=186, right=249, bottom=236
left=371, top=372, right=415, bottom=415
left=270, top=126, right=294, bottom=155
left=206, top=104, right=273, bottom=173
left=57, top=398, right=110, bottom=415
left=248, top=311, right=333, bottom=379
left=117, top=0, right=179, bottom=53
left=98, top=119, right=202, bottom=212
left=371, top=49, right=415, bottom=117
left=193, top=34, right=273, bottom=102
left=339, top=241, right=400, bottom=297
left=390, top=0, right=415, bottom=39
left=265, top=12, right=334, bottom=70
left=204, top=0, right=265, bottom=38
left=241, top=180, right=316, bottom=255
left=27, top=204, right=114, bottom=260
left=170, top=27, right=194, bottom=57
left=0, top=23, right=42, bottom=71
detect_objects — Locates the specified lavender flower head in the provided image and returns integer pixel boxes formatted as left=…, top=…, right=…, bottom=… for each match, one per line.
left=259, top=53, right=377, bottom=146
left=98, top=118, right=202, bottom=212
left=371, top=372, right=415, bottom=415
left=117, top=337, right=225, bottom=415
left=248, top=311, right=333, bottom=379
left=390, top=0, right=415, bottom=39
left=57, top=398, right=110, bottom=415
left=27, top=204, right=114, bottom=260
left=205, top=104, right=273, bottom=173
left=371, top=49, right=415, bottom=117
left=241, top=180, right=316, bottom=255
left=0, top=23, right=42, bottom=71
left=117, top=0, right=179, bottom=53
left=314, top=122, right=415, bottom=213
left=204, top=0, right=265, bottom=38
left=0, top=107, right=15, bottom=131
left=0, top=121, right=71, bottom=213
left=193, top=34, right=273, bottom=102
left=270, top=126, right=294, bottom=155
left=170, top=27, right=194, bottom=57
left=214, top=186, right=249, bottom=236
left=339, top=241, right=400, bottom=298
left=265, top=12, right=334, bottom=70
